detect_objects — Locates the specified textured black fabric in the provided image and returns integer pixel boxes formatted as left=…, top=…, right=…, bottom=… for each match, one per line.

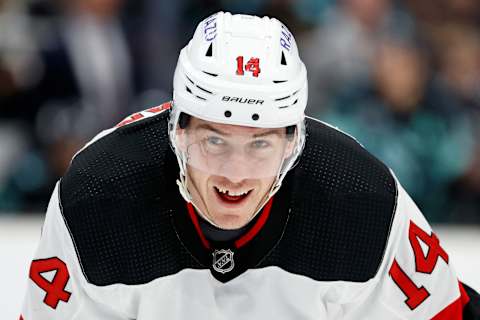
left=60, top=112, right=396, bottom=286
left=463, top=283, right=480, bottom=320
left=60, top=111, right=202, bottom=286
left=259, top=118, right=397, bottom=282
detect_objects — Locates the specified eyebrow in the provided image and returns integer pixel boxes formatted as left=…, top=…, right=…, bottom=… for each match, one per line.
left=196, top=124, right=231, bottom=136
left=195, top=124, right=282, bottom=138
left=253, top=130, right=282, bottom=138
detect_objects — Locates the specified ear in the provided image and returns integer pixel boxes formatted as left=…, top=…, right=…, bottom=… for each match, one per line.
left=283, top=136, right=296, bottom=159
left=175, top=128, right=188, bottom=152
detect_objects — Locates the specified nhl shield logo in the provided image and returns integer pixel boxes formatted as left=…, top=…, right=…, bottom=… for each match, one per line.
left=212, top=249, right=235, bottom=274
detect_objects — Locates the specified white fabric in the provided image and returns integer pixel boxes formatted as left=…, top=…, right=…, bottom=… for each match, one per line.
left=21, top=180, right=464, bottom=320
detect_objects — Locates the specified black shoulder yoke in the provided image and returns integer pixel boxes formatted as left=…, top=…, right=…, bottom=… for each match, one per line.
left=60, top=110, right=202, bottom=286
left=60, top=113, right=397, bottom=286
left=259, top=117, right=397, bottom=282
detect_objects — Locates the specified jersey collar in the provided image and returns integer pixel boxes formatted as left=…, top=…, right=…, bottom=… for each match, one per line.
left=170, top=175, right=292, bottom=282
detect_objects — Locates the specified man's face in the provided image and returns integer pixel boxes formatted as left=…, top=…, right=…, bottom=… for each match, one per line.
left=179, top=117, right=292, bottom=229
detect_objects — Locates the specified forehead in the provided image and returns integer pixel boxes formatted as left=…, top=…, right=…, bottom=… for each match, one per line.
left=189, top=117, right=284, bottom=136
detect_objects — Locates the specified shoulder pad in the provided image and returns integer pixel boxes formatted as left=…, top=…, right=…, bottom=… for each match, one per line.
left=60, top=103, right=201, bottom=286
left=260, top=117, right=397, bottom=282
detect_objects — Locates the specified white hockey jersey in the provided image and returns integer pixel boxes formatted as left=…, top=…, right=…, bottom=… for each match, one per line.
left=21, top=103, right=478, bottom=320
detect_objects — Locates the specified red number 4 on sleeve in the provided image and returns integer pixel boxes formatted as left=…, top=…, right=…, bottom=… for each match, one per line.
left=29, top=257, right=72, bottom=309
left=389, top=221, right=449, bottom=310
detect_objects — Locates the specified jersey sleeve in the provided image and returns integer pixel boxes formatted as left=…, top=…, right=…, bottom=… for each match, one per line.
left=372, top=180, right=476, bottom=320
left=20, top=183, right=127, bottom=320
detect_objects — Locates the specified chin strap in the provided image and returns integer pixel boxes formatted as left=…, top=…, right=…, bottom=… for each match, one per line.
left=176, top=176, right=222, bottom=228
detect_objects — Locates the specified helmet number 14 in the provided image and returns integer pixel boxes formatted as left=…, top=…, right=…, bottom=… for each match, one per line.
left=236, top=56, right=261, bottom=77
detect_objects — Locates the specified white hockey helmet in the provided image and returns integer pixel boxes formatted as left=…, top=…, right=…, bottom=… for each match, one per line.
left=169, top=12, right=307, bottom=223
left=172, top=11, right=307, bottom=128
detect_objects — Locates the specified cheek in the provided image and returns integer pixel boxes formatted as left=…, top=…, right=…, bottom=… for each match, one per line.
left=176, top=132, right=187, bottom=152
left=259, top=176, right=276, bottom=193
left=187, top=167, right=210, bottom=194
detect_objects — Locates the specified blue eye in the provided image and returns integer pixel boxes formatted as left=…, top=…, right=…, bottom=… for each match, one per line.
left=207, top=136, right=224, bottom=146
left=251, top=140, right=270, bottom=149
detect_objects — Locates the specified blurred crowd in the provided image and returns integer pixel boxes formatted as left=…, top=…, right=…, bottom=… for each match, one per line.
left=0, top=0, right=479, bottom=223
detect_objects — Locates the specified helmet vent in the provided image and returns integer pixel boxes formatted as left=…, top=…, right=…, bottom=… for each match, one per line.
left=185, top=74, right=214, bottom=95
left=281, top=51, right=287, bottom=65
left=203, top=71, right=218, bottom=77
left=273, top=80, right=287, bottom=84
left=196, top=85, right=213, bottom=95
left=186, top=75, right=195, bottom=85
left=185, top=85, right=207, bottom=101
left=275, top=95, right=290, bottom=101
left=278, top=98, right=298, bottom=109
left=205, top=43, right=213, bottom=57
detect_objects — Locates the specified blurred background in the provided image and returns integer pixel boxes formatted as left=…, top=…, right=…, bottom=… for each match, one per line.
left=0, top=0, right=479, bottom=222
left=0, top=0, right=479, bottom=318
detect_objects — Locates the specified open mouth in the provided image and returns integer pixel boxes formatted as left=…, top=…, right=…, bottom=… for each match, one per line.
left=214, top=186, right=252, bottom=204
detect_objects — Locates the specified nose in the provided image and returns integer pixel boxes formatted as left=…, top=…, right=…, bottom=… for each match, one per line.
left=217, top=152, right=252, bottom=183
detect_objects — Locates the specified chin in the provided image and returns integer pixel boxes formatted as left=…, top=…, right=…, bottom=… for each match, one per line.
left=214, top=214, right=250, bottom=230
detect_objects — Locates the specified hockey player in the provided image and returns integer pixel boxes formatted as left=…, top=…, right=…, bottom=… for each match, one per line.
left=21, top=11, right=479, bottom=320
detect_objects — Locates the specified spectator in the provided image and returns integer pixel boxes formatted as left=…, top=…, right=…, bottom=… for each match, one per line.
left=0, top=0, right=43, bottom=211
left=31, top=0, right=136, bottom=140
left=0, top=0, right=140, bottom=211
left=429, top=24, right=480, bottom=222
left=322, top=36, right=474, bottom=222
left=301, top=0, right=404, bottom=113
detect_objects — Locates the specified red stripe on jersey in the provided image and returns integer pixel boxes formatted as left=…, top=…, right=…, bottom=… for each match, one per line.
left=116, top=101, right=171, bottom=127
left=430, top=282, right=470, bottom=320
left=235, top=197, right=274, bottom=248
left=146, top=101, right=172, bottom=113
left=186, top=202, right=211, bottom=249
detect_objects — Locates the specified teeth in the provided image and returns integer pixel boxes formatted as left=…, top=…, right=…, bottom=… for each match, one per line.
left=228, top=190, right=248, bottom=196
left=215, top=187, right=249, bottom=196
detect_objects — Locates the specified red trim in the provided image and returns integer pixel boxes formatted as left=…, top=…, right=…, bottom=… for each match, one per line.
left=186, top=203, right=211, bottom=249
left=430, top=281, right=470, bottom=320
left=235, top=197, right=274, bottom=248
left=146, top=101, right=171, bottom=113
left=19, top=315, right=24, bottom=320
left=116, top=101, right=171, bottom=127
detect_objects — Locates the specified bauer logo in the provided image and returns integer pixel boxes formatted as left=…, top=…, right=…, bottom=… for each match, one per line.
left=222, top=96, right=264, bottom=105
left=212, top=249, right=235, bottom=274
left=204, top=14, right=217, bottom=41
